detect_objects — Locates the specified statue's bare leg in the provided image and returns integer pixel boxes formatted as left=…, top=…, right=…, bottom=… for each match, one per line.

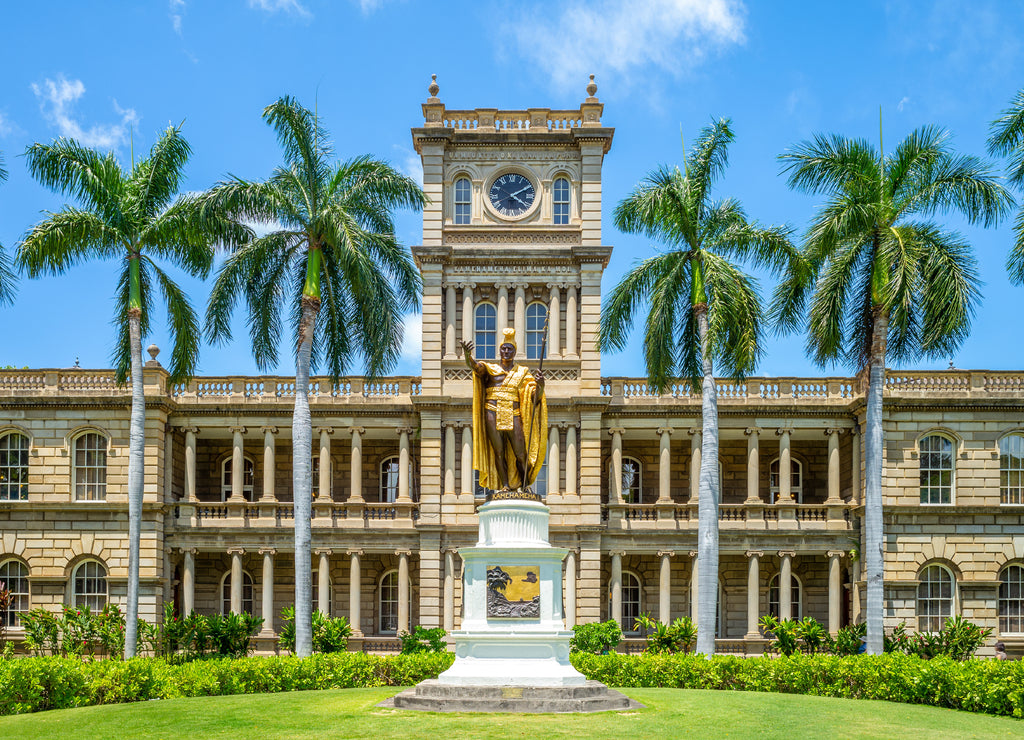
left=484, top=409, right=511, bottom=489
left=510, top=416, right=529, bottom=489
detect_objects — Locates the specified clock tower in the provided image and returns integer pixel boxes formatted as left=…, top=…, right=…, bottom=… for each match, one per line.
left=410, top=75, right=614, bottom=538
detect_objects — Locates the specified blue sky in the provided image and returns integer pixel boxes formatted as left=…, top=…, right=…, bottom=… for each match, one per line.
left=1, top=0, right=1023, bottom=379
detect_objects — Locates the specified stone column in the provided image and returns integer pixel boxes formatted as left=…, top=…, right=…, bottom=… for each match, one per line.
left=229, top=548, right=244, bottom=614
left=658, top=427, right=672, bottom=503
left=689, top=551, right=699, bottom=621
left=397, top=550, right=411, bottom=634
left=460, top=424, right=473, bottom=495
left=318, top=428, right=332, bottom=500
left=262, top=427, right=277, bottom=501
left=851, top=425, right=861, bottom=506
left=444, top=422, right=457, bottom=494
left=658, top=551, right=674, bottom=623
left=259, top=548, right=275, bottom=634
left=828, top=551, right=843, bottom=635
left=564, top=550, right=577, bottom=628
left=514, top=285, right=526, bottom=347
left=745, top=427, right=760, bottom=503
left=398, top=427, right=412, bottom=502
left=565, top=285, right=578, bottom=357
left=690, top=430, right=702, bottom=503
left=610, top=428, right=624, bottom=502
left=826, top=428, right=841, bottom=503
left=184, top=427, right=197, bottom=502
left=777, top=429, right=792, bottom=503
left=317, top=550, right=331, bottom=615
left=461, top=283, right=474, bottom=346
left=564, top=424, right=578, bottom=496
left=182, top=548, right=195, bottom=615
left=443, top=549, right=456, bottom=632
left=497, top=284, right=509, bottom=338
left=745, top=551, right=762, bottom=638
left=547, top=424, right=560, bottom=498
left=348, top=550, right=363, bottom=636
left=610, top=551, right=623, bottom=626
left=349, top=427, right=364, bottom=502
left=163, top=429, right=174, bottom=503
left=779, top=551, right=795, bottom=620
left=548, top=284, right=561, bottom=357
left=445, top=284, right=457, bottom=359
left=230, top=427, right=245, bottom=501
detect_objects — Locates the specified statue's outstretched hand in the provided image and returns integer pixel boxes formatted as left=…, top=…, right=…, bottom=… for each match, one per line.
left=460, top=340, right=475, bottom=356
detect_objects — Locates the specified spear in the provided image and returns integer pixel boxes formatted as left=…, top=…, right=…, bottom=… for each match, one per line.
left=526, top=317, right=549, bottom=492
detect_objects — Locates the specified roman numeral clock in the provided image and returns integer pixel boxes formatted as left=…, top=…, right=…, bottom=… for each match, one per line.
left=488, top=172, right=537, bottom=219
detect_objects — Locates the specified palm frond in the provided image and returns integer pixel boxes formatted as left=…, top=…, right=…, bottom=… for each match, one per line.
left=143, top=194, right=252, bottom=278
left=17, top=209, right=122, bottom=277
left=805, top=237, right=873, bottom=368
left=598, top=251, right=685, bottom=354
left=1009, top=206, right=1024, bottom=286
left=899, top=150, right=1013, bottom=227
left=686, top=118, right=733, bottom=218
left=885, top=124, right=947, bottom=200
left=613, top=166, right=696, bottom=248
left=780, top=133, right=880, bottom=197
left=112, top=257, right=153, bottom=383
left=988, top=89, right=1024, bottom=186
left=147, top=258, right=202, bottom=383
left=702, top=252, right=763, bottom=379
left=640, top=252, right=692, bottom=391
left=24, top=139, right=125, bottom=220
left=0, top=246, right=16, bottom=306
left=130, top=125, right=191, bottom=221
left=262, top=96, right=331, bottom=200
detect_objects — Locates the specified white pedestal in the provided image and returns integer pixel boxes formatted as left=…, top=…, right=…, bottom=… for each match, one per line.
left=438, top=499, right=586, bottom=687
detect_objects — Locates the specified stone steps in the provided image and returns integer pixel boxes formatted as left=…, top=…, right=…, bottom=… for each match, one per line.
left=383, top=679, right=643, bottom=714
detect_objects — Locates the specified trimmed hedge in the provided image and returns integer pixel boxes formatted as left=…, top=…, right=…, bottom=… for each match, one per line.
left=0, top=652, right=454, bottom=715
left=1, top=652, right=1022, bottom=719
left=571, top=652, right=1024, bottom=718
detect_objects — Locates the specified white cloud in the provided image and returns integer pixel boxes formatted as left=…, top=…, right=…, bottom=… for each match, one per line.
left=248, top=0, right=312, bottom=19
left=399, top=312, right=422, bottom=368
left=897, top=96, right=910, bottom=113
left=356, top=0, right=389, bottom=12
left=393, top=145, right=423, bottom=187
left=30, top=75, right=138, bottom=150
left=169, top=0, right=186, bottom=34
left=0, top=112, right=14, bottom=137
left=507, top=0, right=746, bottom=93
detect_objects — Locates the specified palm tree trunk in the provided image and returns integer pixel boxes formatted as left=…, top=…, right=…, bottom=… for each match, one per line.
left=864, top=309, right=887, bottom=654
left=694, top=303, right=719, bottom=656
left=292, top=295, right=319, bottom=657
left=124, top=307, right=144, bottom=658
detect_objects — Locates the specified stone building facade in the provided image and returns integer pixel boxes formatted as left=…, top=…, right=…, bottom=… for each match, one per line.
left=2, top=81, right=1023, bottom=656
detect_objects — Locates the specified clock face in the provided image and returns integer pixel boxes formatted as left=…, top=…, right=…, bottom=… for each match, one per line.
left=488, top=173, right=536, bottom=218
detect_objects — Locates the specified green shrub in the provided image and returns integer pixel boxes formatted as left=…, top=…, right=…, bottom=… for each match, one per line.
left=827, top=622, right=866, bottom=656
left=885, top=617, right=992, bottom=661
left=398, top=625, right=447, bottom=654
left=278, top=606, right=353, bottom=654
left=759, top=615, right=800, bottom=656
left=634, top=614, right=697, bottom=654
left=570, top=620, right=622, bottom=654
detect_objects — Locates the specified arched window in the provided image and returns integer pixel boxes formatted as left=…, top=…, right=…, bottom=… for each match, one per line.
left=920, top=434, right=954, bottom=505
left=608, top=571, right=642, bottom=633
left=221, top=455, right=255, bottom=501
left=313, top=571, right=333, bottom=615
left=552, top=177, right=570, bottom=225
left=1000, top=434, right=1024, bottom=505
left=609, top=457, right=643, bottom=503
left=72, top=560, right=107, bottom=611
left=454, top=177, right=472, bottom=225
left=525, top=302, right=547, bottom=360
left=0, top=432, right=29, bottom=501
left=769, top=458, right=803, bottom=504
left=379, top=570, right=398, bottom=633
left=220, top=571, right=255, bottom=615
left=73, top=432, right=107, bottom=501
left=998, top=564, right=1024, bottom=635
left=474, top=303, right=497, bottom=360
left=767, top=573, right=802, bottom=619
left=0, top=560, right=29, bottom=626
left=917, top=564, right=954, bottom=632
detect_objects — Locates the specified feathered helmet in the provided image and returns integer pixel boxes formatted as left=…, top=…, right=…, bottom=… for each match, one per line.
left=501, top=327, right=517, bottom=351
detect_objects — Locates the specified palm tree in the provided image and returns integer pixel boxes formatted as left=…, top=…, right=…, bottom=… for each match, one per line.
left=202, top=97, right=425, bottom=656
left=0, top=151, right=15, bottom=305
left=17, top=127, right=246, bottom=657
left=598, top=119, right=796, bottom=656
left=773, top=125, right=1012, bottom=654
left=987, top=90, right=1024, bottom=284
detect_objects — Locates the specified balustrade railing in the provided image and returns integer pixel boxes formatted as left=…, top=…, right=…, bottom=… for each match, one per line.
left=604, top=501, right=844, bottom=528
left=439, top=109, right=586, bottom=132
left=599, top=376, right=860, bottom=403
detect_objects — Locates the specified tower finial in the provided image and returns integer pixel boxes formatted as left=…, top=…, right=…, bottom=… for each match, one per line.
left=586, top=73, right=598, bottom=99
left=428, top=74, right=440, bottom=99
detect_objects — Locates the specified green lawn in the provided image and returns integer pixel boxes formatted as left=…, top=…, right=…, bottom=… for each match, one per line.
left=1, top=688, right=1021, bottom=740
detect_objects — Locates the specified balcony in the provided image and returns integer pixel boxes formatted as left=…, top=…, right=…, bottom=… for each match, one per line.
left=170, top=499, right=420, bottom=530
left=601, top=501, right=852, bottom=531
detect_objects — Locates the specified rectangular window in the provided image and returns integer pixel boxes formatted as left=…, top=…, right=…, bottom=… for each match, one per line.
left=74, top=434, right=107, bottom=501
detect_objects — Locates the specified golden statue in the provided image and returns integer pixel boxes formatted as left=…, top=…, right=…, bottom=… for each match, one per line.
left=462, top=328, right=547, bottom=500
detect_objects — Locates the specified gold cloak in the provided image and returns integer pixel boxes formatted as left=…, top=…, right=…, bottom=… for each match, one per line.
left=471, top=362, right=548, bottom=491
